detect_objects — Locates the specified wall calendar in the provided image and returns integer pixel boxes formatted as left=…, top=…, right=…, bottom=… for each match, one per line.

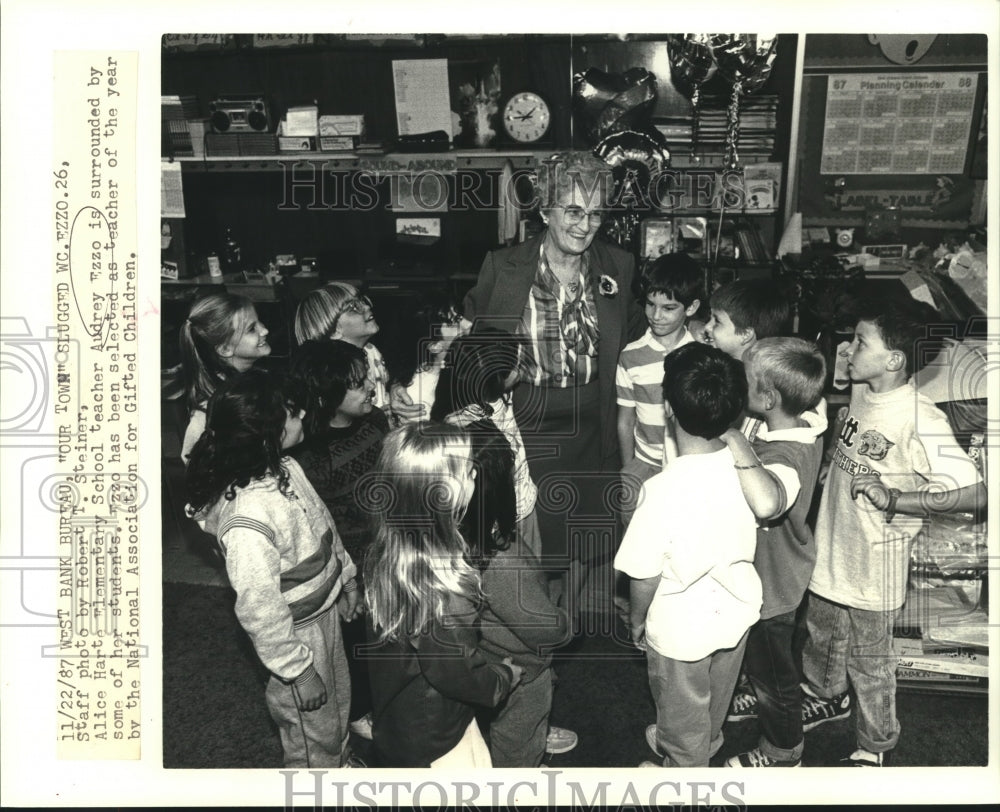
left=821, top=72, right=977, bottom=175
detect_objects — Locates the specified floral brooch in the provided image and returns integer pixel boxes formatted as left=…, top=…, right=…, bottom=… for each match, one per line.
left=599, top=274, right=619, bottom=297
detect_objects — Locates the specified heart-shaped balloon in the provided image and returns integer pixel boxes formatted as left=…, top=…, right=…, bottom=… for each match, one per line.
left=711, top=33, right=778, bottom=95
left=573, top=67, right=659, bottom=143
left=667, top=33, right=717, bottom=98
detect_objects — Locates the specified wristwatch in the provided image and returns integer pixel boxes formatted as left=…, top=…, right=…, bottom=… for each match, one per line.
left=884, top=488, right=903, bottom=524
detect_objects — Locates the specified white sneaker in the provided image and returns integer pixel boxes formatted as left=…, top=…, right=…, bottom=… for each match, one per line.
left=545, top=726, right=578, bottom=754
left=349, top=712, right=373, bottom=741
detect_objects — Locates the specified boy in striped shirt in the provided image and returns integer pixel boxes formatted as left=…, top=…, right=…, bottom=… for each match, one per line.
left=616, top=253, right=704, bottom=524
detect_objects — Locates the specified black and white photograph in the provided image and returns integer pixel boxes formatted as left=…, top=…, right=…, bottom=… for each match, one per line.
left=1, top=2, right=998, bottom=809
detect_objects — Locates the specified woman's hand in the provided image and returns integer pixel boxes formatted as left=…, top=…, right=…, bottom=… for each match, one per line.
left=389, top=384, right=426, bottom=421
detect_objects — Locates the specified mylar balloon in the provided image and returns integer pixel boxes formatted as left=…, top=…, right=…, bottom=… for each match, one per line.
left=594, top=128, right=671, bottom=211
left=666, top=33, right=717, bottom=97
left=711, top=33, right=778, bottom=95
left=594, top=129, right=671, bottom=175
left=573, top=67, right=659, bottom=143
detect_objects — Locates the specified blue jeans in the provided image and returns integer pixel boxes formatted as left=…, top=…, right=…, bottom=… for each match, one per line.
left=744, top=611, right=803, bottom=760
left=801, top=592, right=900, bottom=753
left=646, top=631, right=749, bottom=767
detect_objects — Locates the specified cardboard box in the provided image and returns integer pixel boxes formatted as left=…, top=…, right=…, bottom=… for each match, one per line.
left=319, top=114, right=365, bottom=137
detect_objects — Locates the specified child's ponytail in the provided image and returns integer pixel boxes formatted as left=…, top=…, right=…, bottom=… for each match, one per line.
left=179, top=292, right=256, bottom=412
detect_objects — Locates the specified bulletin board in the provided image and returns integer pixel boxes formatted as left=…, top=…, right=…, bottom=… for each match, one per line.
left=796, top=34, right=988, bottom=230
left=798, top=71, right=986, bottom=228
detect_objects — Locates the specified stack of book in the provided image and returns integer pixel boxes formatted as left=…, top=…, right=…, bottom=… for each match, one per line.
left=894, top=583, right=988, bottom=695
left=161, top=95, right=203, bottom=157
left=732, top=217, right=771, bottom=263
left=653, top=119, right=695, bottom=154
left=695, top=94, right=779, bottom=159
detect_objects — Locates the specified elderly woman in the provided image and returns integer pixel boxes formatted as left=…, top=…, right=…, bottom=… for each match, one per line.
left=463, top=151, right=645, bottom=624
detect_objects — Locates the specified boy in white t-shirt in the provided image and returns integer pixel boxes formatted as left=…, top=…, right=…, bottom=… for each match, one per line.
left=801, top=294, right=985, bottom=766
left=615, top=343, right=761, bottom=768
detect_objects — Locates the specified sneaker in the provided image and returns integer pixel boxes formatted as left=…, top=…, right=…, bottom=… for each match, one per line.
left=349, top=712, right=373, bottom=741
left=726, top=689, right=759, bottom=722
left=545, top=726, right=578, bottom=754
left=841, top=748, right=891, bottom=767
left=801, top=689, right=851, bottom=731
left=645, top=724, right=664, bottom=757
left=726, top=747, right=801, bottom=768
left=343, top=753, right=368, bottom=768
left=638, top=760, right=661, bottom=768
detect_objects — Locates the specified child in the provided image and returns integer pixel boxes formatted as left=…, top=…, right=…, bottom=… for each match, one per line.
left=616, top=252, right=703, bottom=512
left=384, top=292, right=464, bottom=424
left=614, top=342, right=761, bottom=768
left=185, top=368, right=358, bottom=768
left=702, top=279, right=791, bottom=363
left=715, top=338, right=828, bottom=768
left=293, top=282, right=394, bottom=415
left=288, top=338, right=391, bottom=743
left=799, top=294, right=985, bottom=766
left=178, top=292, right=271, bottom=463
left=703, top=279, right=792, bottom=444
left=432, top=330, right=542, bottom=562
left=363, top=422, right=523, bottom=767
left=463, top=422, right=573, bottom=766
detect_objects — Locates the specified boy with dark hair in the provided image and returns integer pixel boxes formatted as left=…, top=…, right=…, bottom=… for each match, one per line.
left=800, top=294, right=985, bottom=766
left=614, top=343, right=762, bottom=768
left=717, top=338, right=828, bottom=768
left=703, top=279, right=791, bottom=361
left=616, top=253, right=704, bottom=512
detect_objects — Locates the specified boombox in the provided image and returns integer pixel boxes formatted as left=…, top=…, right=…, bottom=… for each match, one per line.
left=208, top=96, right=271, bottom=133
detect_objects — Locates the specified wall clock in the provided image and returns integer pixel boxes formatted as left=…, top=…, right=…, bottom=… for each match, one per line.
left=502, top=91, right=551, bottom=144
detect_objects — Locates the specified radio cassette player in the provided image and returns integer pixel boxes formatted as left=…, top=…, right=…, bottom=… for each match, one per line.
left=208, top=95, right=271, bottom=133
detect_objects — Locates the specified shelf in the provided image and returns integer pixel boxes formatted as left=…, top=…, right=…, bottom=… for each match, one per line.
left=166, top=150, right=552, bottom=172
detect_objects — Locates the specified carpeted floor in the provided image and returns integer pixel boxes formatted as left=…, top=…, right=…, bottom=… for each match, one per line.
left=162, top=581, right=988, bottom=770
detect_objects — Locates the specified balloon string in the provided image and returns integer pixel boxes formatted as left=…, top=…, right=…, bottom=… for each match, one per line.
left=714, top=192, right=726, bottom=267
left=725, top=81, right=742, bottom=170
left=691, top=87, right=701, bottom=156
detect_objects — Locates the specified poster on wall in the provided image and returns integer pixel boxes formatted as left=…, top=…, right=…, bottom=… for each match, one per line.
left=798, top=71, right=985, bottom=227
left=821, top=72, right=978, bottom=175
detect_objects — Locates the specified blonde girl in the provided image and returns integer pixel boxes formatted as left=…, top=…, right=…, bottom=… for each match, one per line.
left=178, top=292, right=271, bottom=463
left=363, top=422, right=522, bottom=767
left=293, top=282, right=391, bottom=411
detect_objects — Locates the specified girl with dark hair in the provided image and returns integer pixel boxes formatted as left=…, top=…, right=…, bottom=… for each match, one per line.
left=186, top=368, right=359, bottom=768
left=431, top=330, right=543, bottom=561
left=178, top=292, right=271, bottom=463
left=384, top=292, right=463, bottom=424
left=287, top=338, right=390, bottom=744
left=462, top=422, right=573, bottom=766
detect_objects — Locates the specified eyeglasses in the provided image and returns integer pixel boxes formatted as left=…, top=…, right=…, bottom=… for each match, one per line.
left=558, top=206, right=606, bottom=227
left=339, top=295, right=373, bottom=315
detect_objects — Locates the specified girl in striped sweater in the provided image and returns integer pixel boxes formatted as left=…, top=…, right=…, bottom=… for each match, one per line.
left=186, top=368, right=359, bottom=767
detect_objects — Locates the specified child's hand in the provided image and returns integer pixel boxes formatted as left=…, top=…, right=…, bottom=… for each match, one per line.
left=292, top=665, right=328, bottom=711
left=629, top=619, right=647, bottom=651
left=850, top=474, right=892, bottom=510
left=817, top=461, right=831, bottom=486
left=389, top=384, right=426, bottom=420
left=501, top=657, right=524, bottom=687
left=338, top=587, right=363, bottom=622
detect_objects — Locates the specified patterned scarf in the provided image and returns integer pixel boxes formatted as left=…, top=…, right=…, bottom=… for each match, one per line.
left=536, top=247, right=600, bottom=370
